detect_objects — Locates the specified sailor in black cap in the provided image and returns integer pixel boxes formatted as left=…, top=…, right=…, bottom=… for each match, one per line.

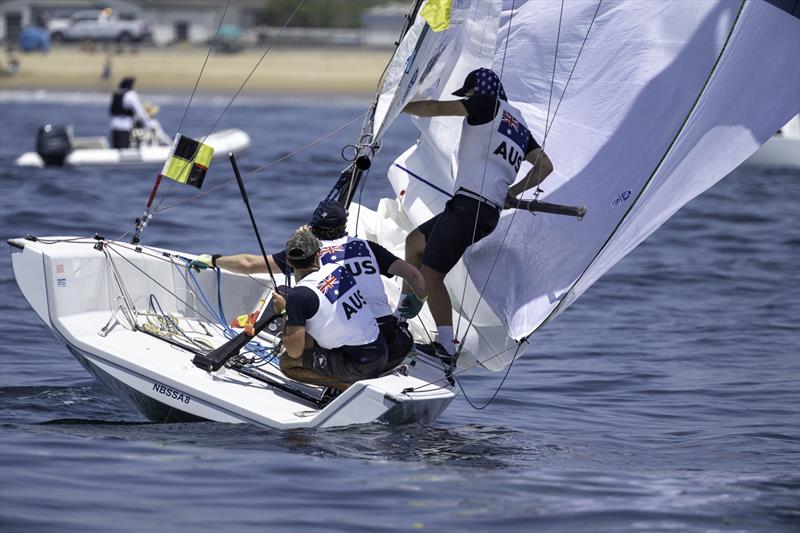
left=397, top=67, right=554, bottom=361
left=190, top=199, right=427, bottom=371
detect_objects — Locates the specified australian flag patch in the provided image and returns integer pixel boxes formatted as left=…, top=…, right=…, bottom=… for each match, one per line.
left=319, top=244, right=345, bottom=264
left=498, top=110, right=531, bottom=151
left=319, top=240, right=370, bottom=265
left=316, top=266, right=357, bottom=303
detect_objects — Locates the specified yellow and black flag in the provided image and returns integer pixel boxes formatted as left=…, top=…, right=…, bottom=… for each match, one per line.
left=161, top=134, right=214, bottom=189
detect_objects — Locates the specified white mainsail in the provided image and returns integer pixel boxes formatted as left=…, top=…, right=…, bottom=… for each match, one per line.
left=369, top=0, right=800, bottom=371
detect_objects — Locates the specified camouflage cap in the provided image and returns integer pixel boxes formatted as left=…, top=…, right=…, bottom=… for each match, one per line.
left=285, top=228, right=321, bottom=261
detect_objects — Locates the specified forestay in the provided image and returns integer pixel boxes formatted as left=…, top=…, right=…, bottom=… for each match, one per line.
left=373, top=0, right=800, bottom=371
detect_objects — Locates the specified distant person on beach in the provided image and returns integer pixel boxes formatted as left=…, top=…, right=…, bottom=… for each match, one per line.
left=109, top=77, right=170, bottom=148
left=0, top=53, right=20, bottom=77
left=101, top=53, right=112, bottom=83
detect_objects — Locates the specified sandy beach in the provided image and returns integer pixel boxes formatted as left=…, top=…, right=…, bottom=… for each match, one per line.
left=0, top=47, right=393, bottom=94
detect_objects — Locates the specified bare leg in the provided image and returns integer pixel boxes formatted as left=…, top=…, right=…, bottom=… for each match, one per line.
left=402, top=228, right=426, bottom=294
left=421, top=265, right=451, bottom=327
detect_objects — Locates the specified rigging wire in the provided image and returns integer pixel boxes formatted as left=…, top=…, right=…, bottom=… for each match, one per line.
left=126, top=0, right=232, bottom=244
left=453, top=0, right=518, bottom=343
left=153, top=111, right=366, bottom=214
left=403, top=340, right=525, bottom=394
left=543, top=0, right=565, bottom=141
left=176, top=0, right=231, bottom=134
left=104, top=241, right=278, bottom=364
left=544, top=0, right=603, bottom=140
left=201, top=0, right=307, bottom=141
left=456, top=342, right=521, bottom=410
left=147, top=0, right=307, bottom=236
left=446, top=0, right=603, bottom=407
left=456, top=0, right=603, bottom=358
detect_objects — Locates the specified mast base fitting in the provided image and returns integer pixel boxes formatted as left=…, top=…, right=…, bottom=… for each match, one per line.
left=355, top=155, right=371, bottom=170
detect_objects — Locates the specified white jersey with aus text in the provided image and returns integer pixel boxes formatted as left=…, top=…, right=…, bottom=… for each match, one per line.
left=297, top=262, right=379, bottom=349
left=317, top=235, right=394, bottom=319
left=455, top=99, right=537, bottom=207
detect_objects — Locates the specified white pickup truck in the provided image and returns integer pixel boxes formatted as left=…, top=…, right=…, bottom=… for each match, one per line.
left=49, top=10, right=151, bottom=43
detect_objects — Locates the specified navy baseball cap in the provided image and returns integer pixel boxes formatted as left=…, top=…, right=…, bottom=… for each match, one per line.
left=451, top=68, right=507, bottom=101
left=310, top=200, right=348, bottom=230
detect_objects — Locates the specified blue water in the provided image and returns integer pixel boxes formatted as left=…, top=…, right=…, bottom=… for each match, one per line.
left=1, top=92, right=798, bottom=532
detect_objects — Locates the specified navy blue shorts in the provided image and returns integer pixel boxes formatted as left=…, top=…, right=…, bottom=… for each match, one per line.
left=418, top=194, right=500, bottom=274
left=378, top=316, right=413, bottom=367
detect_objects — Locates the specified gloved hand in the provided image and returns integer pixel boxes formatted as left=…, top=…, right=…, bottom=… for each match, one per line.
left=398, top=293, right=427, bottom=320
left=188, top=254, right=214, bottom=272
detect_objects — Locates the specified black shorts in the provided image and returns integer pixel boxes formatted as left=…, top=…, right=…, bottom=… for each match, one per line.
left=302, top=337, right=388, bottom=383
left=419, top=193, right=500, bottom=274
left=111, top=130, right=131, bottom=149
left=378, top=316, right=413, bottom=367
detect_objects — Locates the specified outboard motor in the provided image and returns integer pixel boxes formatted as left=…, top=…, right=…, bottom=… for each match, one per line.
left=35, top=124, right=72, bottom=166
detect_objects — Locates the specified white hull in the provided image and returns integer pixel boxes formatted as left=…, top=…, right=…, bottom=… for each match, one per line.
left=8, top=236, right=455, bottom=428
left=744, top=115, right=799, bottom=168
left=15, top=129, right=251, bottom=168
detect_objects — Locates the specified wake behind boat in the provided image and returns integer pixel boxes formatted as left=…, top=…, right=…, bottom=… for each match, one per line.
left=15, top=126, right=250, bottom=168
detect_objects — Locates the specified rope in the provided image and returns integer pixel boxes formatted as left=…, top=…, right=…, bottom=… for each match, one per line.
left=201, top=0, right=307, bottom=141
left=453, top=0, right=518, bottom=342
left=454, top=0, right=603, bottom=373
left=104, top=242, right=278, bottom=365
left=151, top=0, right=307, bottom=230
left=176, top=0, right=231, bottom=133
left=404, top=340, right=524, bottom=394
left=543, top=0, right=565, bottom=141
left=457, top=341, right=521, bottom=410
left=544, top=0, right=604, bottom=140
left=153, top=111, right=366, bottom=214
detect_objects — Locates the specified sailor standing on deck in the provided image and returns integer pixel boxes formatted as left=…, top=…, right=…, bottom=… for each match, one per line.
left=109, top=77, right=171, bottom=149
left=191, top=199, right=426, bottom=371
left=270, top=228, right=388, bottom=391
left=397, top=68, right=554, bottom=361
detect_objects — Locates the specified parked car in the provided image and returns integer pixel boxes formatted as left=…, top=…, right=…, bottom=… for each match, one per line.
left=48, top=10, right=150, bottom=43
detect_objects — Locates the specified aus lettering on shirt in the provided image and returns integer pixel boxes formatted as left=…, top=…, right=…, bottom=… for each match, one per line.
left=343, top=289, right=368, bottom=320
left=345, top=260, right=376, bottom=277
left=493, top=141, right=524, bottom=172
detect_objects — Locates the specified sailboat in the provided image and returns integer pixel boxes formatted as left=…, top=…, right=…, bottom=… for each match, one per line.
left=8, top=0, right=799, bottom=429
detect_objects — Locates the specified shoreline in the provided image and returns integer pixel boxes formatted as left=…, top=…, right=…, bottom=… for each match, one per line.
left=0, top=88, right=375, bottom=107
left=0, top=47, right=393, bottom=94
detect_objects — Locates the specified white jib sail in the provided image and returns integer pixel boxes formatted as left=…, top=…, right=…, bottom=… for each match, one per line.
left=375, top=0, right=799, bottom=371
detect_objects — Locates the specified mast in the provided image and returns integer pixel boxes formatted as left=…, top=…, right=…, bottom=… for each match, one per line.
left=333, top=0, right=427, bottom=208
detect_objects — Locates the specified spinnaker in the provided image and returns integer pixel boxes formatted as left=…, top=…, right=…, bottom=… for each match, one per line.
left=348, top=0, right=800, bottom=371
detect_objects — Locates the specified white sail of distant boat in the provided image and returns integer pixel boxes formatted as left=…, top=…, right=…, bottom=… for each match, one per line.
left=352, top=0, right=800, bottom=371
left=7, top=0, right=800, bottom=428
